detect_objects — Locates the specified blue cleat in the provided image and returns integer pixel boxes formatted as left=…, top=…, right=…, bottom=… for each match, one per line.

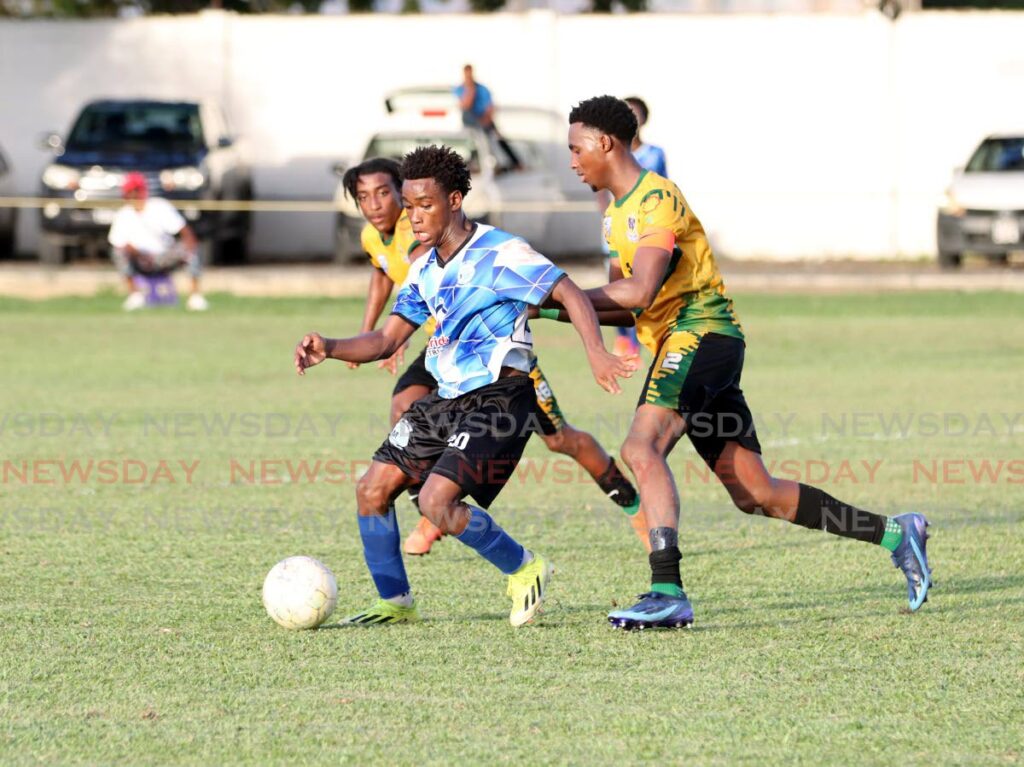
left=608, top=591, right=694, bottom=630
left=891, top=513, right=932, bottom=611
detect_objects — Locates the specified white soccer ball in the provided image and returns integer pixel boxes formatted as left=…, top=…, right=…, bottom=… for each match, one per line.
left=262, top=556, right=338, bottom=630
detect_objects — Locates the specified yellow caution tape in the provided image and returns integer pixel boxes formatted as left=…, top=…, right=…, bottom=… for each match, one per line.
left=0, top=196, right=600, bottom=213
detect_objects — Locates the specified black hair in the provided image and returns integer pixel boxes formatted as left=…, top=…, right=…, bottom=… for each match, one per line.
left=401, top=145, right=472, bottom=197
left=568, top=95, right=637, bottom=144
left=624, top=96, right=649, bottom=125
left=342, top=157, right=402, bottom=200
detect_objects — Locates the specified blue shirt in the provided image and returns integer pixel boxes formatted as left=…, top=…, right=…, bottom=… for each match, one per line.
left=453, top=82, right=493, bottom=127
left=633, top=143, right=668, bottom=177
left=391, top=225, right=565, bottom=399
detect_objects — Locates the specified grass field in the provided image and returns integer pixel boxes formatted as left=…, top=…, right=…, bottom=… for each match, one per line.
left=1, top=290, right=1022, bottom=765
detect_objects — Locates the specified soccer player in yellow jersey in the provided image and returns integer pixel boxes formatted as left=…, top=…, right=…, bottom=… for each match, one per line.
left=343, top=157, right=650, bottom=557
left=563, top=96, right=931, bottom=628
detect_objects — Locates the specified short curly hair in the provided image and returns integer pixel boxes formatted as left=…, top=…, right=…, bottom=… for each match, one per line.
left=401, top=145, right=472, bottom=197
left=342, top=157, right=402, bottom=201
left=569, top=96, right=637, bottom=144
left=624, top=96, right=649, bottom=125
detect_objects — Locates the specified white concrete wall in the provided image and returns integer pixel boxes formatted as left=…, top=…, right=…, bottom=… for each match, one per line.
left=1, top=10, right=1023, bottom=259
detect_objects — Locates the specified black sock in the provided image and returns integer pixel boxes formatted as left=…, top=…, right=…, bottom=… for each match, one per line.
left=794, top=484, right=886, bottom=544
left=649, top=545, right=683, bottom=596
left=595, top=458, right=638, bottom=508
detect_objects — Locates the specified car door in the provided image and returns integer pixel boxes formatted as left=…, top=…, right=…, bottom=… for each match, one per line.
left=490, top=135, right=559, bottom=250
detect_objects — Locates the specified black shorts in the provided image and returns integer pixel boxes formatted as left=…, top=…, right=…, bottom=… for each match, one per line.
left=392, top=347, right=435, bottom=397
left=373, top=375, right=535, bottom=508
left=638, top=331, right=761, bottom=469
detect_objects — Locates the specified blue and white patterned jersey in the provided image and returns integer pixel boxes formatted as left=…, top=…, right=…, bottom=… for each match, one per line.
left=391, top=224, right=566, bottom=399
left=633, top=143, right=667, bottom=178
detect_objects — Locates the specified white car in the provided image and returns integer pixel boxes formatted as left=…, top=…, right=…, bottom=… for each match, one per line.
left=0, top=142, right=16, bottom=257
left=332, top=88, right=599, bottom=262
left=937, top=133, right=1024, bottom=268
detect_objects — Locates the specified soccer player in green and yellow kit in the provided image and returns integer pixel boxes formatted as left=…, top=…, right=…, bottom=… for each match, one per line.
left=343, top=157, right=651, bottom=556
left=560, top=96, right=932, bottom=629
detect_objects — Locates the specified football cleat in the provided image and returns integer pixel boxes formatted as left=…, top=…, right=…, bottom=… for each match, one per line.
left=340, top=599, right=420, bottom=626
left=403, top=516, right=444, bottom=556
left=507, top=553, right=554, bottom=627
left=890, top=513, right=932, bottom=611
left=608, top=591, right=694, bottom=630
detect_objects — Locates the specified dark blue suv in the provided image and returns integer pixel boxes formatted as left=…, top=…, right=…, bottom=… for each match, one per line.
left=38, top=99, right=252, bottom=264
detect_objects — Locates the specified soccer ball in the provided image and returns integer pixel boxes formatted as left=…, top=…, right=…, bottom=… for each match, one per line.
left=262, top=556, right=338, bottom=630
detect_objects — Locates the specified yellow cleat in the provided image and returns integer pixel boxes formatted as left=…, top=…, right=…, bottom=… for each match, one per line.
left=506, top=553, right=554, bottom=627
left=340, top=599, right=420, bottom=626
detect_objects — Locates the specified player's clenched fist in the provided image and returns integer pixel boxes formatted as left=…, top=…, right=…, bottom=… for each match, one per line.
left=295, top=332, right=327, bottom=375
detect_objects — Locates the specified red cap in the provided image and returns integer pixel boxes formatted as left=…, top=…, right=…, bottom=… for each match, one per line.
left=122, top=171, right=148, bottom=197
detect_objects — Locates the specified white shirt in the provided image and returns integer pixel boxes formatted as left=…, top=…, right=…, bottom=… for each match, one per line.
left=108, top=197, right=186, bottom=256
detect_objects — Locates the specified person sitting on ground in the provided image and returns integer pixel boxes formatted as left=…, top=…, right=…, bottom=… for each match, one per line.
left=108, top=171, right=207, bottom=311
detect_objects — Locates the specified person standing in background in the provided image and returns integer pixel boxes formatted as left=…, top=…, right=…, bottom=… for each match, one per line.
left=625, top=96, right=667, bottom=177
left=454, top=64, right=522, bottom=171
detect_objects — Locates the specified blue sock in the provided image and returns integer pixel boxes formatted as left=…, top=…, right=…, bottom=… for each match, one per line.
left=455, top=506, right=527, bottom=575
left=358, top=508, right=410, bottom=599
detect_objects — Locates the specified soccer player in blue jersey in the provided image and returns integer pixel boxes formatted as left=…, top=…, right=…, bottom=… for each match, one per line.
left=295, top=145, right=636, bottom=627
left=625, top=97, right=667, bottom=178
left=342, top=157, right=650, bottom=556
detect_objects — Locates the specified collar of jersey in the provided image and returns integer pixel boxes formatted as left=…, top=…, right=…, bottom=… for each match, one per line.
left=432, top=222, right=479, bottom=269
left=613, top=169, right=649, bottom=209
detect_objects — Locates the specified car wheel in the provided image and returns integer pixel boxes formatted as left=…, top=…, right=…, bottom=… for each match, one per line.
left=991, top=253, right=1009, bottom=266
left=38, top=237, right=67, bottom=266
left=0, top=228, right=14, bottom=259
left=220, top=235, right=249, bottom=265
left=937, top=251, right=962, bottom=269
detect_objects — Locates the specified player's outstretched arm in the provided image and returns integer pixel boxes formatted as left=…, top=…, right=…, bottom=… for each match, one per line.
left=550, top=278, right=638, bottom=394
left=294, top=314, right=417, bottom=376
left=530, top=304, right=635, bottom=327
left=583, top=245, right=672, bottom=311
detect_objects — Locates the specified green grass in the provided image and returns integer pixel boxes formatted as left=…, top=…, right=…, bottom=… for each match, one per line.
left=1, top=291, right=1022, bottom=765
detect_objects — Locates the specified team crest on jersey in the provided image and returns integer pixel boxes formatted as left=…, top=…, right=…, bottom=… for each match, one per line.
left=375, top=253, right=388, bottom=271
left=626, top=216, right=639, bottom=242
left=457, top=261, right=476, bottom=285
left=641, top=190, right=663, bottom=215
left=602, top=216, right=612, bottom=242
left=388, top=418, right=412, bottom=449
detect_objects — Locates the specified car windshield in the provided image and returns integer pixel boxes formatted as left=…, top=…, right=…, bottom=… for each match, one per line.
left=67, top=103, right=203, bottom=150
left=365, top=136, right=476, bottom=165
left=965, top=138, right=1024, bottom=173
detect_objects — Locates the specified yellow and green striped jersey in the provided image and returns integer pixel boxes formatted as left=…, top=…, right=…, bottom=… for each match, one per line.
left=360, top=209, right=419, bottom=286
left=360, top=210, right=434, bottom=336
left=604, top=169, right=743, bottom=353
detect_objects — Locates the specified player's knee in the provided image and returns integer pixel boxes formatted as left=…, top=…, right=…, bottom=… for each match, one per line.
left=355, top=474, right=391, bottom=516
left=621, top=438, right=657, bottom=475
left=414, top=486, right=459, bottom=533
left=729, top=480, right=774, bottom=516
